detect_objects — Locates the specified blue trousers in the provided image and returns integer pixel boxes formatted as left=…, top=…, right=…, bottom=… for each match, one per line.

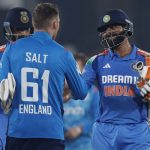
left=92, top=122, right=150, bottom=150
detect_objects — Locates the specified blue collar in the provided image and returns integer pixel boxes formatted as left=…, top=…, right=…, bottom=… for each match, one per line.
left=33, top=31, right=52, bottom=41
left=108, top=45, right=138, bottom=60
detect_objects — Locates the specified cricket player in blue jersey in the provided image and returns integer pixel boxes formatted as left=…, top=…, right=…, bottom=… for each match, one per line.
left=64, top=53, right=99, bottom=150
left=82, top=9, right=150, bottom=150
left=0, top=3, right=87, bottom=150
left=0, top=7, right=33, bottom=150
left=0, top=44, right=7, bottom=150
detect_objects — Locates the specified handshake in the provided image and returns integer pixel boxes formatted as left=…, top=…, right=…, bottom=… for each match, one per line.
left=0, top=73, right=16, bottom=114
left=134, top=61, right=150, bottom=101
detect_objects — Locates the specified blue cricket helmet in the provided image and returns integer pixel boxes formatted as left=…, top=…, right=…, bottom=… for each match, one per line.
left=97, top=9, right=133, bottom=36
left=3, top=7, right=33, bottom=41
left=4, top=7, right=32, bottom=31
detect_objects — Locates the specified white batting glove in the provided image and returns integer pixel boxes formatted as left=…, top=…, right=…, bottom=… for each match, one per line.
left=137, top=79, right=150, bottom=101
left=139, top=66, right=150, bottom=80
left=0, top=73, right=16, bottom=114
left=8, top=73, right=16, bottom=99
left=0, top=79, right=9, bottom=102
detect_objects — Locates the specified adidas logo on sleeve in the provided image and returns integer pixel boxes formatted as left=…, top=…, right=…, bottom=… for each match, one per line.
left=103, top=63, right=111, bottom=68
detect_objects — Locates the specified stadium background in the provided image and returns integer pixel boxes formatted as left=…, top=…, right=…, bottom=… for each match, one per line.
left=0, top=0, right=149, bottom=56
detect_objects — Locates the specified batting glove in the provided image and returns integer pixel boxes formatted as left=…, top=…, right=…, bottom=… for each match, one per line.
left=0, top=73, right=16, bottom=114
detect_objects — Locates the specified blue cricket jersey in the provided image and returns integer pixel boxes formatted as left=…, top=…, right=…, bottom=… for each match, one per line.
left=0, top=44, right=7, bottom=114
left=83, top=45, right=149, bottom=124
left=0, top=44, right=8, bottom=150
left=0, top=45, right=6, bottom=61
left=0, top=31, right=87, bottom=139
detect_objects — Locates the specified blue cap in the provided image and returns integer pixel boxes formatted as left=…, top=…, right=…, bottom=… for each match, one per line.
left=4, top=7, right=32, bottom=31
left=97, top=9, right=131, bottom=32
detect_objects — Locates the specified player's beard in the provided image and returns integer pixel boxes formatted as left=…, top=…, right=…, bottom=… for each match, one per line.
left=101, top=31, right=127, bottom=49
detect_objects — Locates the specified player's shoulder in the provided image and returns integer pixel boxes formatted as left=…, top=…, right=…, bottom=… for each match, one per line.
left=0, top=44, right=7, bottom=53
left=87, top=49, right=109, bottom=65
left=137, top=49, right=150, bottom=57
left=97, top=49, right=109, bottom=57
left=52, top=40, right=65, bottom=51
left=18, top=35, right=34, bottom=44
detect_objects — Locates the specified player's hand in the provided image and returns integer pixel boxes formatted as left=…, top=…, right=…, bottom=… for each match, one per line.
left=65, top=126, right=82, bottom=139
left=134, top=61, right=150, bottom=101
left=0, top=73, right=16, bottom=114
left=133, top=61, right=150, bottom=80
left=137, top=79, right=150, bottom=101
left=63, top=81, right=72, bottom=102
left=63, top=93, right=72, bottom=103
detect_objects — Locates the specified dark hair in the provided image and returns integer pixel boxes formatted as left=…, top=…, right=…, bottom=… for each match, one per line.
left=32, top=3, right=59, bottom=29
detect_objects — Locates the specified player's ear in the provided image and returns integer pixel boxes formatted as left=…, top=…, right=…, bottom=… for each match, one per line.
left=52, top=17, right=60, bottom=30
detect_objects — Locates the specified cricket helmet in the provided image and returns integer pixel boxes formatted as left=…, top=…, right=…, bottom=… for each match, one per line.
left=3, top=7, right=33, bottom=41
left=97, top=9, right=133, bottom=49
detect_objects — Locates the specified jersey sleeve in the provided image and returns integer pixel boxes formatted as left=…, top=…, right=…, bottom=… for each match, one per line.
left=82, top=55, right=97, bottom=89
left=65, top=51, right=88, bottom=100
